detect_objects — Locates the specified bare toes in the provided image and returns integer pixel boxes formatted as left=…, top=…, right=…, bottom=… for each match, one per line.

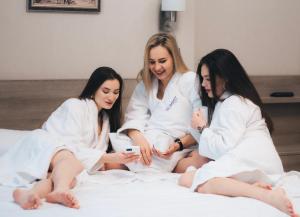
left=13, top=189, right=41, bottom=210
left=46, top=191, right=80, bottom=209
left=66, top=193, right=80, bottom=208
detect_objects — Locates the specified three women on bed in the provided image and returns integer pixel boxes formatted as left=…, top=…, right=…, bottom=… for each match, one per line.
left=179, top=49, right=298, bottom=217
left=110, top=32, right=208, bottom=173
left=0, top=67, right=139, bottom=210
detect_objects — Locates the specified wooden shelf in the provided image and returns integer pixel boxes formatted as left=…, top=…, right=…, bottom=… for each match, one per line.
left=251, top=75, right=300, bottom=104
left=261, top=96, right=300, bottom=104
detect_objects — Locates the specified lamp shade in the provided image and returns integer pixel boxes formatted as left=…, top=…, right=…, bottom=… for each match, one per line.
left=161, top=0, right=186, bottom=11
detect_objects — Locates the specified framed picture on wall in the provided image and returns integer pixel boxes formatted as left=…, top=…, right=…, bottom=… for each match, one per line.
left=28, top=0, right=101, bottom=12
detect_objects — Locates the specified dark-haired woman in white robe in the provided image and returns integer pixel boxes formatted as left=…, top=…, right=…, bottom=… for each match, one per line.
left=179, top=49, right=298, bottom=217
left=0, top=67, right=138, bottom=210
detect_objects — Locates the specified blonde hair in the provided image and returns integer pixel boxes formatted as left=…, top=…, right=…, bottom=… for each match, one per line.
left=138, top=33, right=189, bottom=91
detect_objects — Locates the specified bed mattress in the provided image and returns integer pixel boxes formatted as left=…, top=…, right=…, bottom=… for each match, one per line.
left=0, top=129, right=300, bottom=217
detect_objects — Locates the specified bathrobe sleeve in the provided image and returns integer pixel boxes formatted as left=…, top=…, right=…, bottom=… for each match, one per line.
left=87, top=114, right=110, bottom=173
left=43, top=99, right=109, bottom=172
left=178, top=71, right=202, bottom=139
left=118, top=82, right=150, bottom=133
left=178, top=71, right=202, bottom=110
left=198, top=96, right=248, bottom=160
left=42, top=98, right=85, bottom=147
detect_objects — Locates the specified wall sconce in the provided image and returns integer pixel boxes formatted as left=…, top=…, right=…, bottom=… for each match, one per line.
left=159, top=0, right=186, bottom=32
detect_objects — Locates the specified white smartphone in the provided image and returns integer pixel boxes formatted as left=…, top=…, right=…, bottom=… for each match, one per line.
left=124, top=146, right=140, bottom=155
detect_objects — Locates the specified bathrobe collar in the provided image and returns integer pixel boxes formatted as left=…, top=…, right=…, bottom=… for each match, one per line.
left=86, top=99, right=110, bottom=148
left=219, top=91, right=232, bottom=101
left=151, top=72, right=181, bottom=100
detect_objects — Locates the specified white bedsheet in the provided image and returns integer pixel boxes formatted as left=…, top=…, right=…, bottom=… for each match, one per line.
left=0, top=129, right=300, bottom=217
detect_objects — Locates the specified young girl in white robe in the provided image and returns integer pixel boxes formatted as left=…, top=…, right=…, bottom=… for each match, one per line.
left=110, top=33, right=208, bottom=173
left=178, top=49, right=298, bottom=217
left=0, top=67, right=139, bottom=210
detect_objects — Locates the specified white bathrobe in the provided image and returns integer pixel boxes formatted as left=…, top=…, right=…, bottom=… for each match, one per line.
left=0, top=98, right=110, bottom=187
left=111, top=71, right=202, bottom=172
left=191, top=93, right=284, bottom=191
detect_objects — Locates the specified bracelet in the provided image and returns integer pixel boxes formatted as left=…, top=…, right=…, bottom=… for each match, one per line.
left=174, top=138, right=184, bottom=151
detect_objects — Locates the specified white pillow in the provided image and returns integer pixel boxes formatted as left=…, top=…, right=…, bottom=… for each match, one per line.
left=0, top=129, right=30, bottom=156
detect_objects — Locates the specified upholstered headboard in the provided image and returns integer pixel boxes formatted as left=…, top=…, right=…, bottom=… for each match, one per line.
left=0, top=79, right=137, bottom=130
left=1, top=76, right=299, bottom=129
left=0, top=76, right=299, bottom=170
left=0, top=76, right=300, bottom=130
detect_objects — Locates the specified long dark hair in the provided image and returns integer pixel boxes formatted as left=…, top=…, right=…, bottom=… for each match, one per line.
left=79, top=66, right=123, bottom=151
left=197, top=49, right=273, bottom=133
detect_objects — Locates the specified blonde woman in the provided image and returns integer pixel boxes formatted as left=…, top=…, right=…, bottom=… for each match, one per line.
left=111, top=33, right=208, bottom=173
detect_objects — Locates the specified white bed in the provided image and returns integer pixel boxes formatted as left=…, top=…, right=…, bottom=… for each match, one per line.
left=1, top=129, right=300, bottom=217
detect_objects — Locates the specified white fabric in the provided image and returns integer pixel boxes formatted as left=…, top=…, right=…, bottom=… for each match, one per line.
left=0, top=169, right=299, bottom=217
left=0, top=98, right=110, bottom=187
left=42, top=98, right=110, bottom=173
left=111, top=71, right=201, bottom=172
left=0, top=129, right=30, bottom=156
left=0, top=130, right=300, bottom=216
left=191, top=94, right=284, bottom=190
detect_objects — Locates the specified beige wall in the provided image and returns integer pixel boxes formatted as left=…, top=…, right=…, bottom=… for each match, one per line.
left=0, top=0, right=195, bottom=79
left=0, top=0, right=299, bottom=80
left=194, top=0, right=300, bottom=75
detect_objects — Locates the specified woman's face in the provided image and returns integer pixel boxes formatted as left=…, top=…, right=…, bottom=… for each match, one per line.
left=201, top=64, right=225, bottom=98
left=94, top=79, right=120, bottom=110
left=149, top=45, right=174, bottom=86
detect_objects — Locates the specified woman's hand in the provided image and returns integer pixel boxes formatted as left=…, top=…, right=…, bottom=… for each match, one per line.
left=192, top=109, right=207, bottom=131
left=104, top=152, right=140, bottom=164
left=128, top=129, right=153, bottom=166
left=152, top=142, right=179, bottom=159
left=138, top=142, right=153, bottom=165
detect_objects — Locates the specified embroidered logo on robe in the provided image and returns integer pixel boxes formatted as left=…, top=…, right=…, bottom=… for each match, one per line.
left=165, top=96, right=178, bottom=111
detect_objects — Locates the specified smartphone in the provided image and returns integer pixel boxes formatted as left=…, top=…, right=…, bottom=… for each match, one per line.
left=124, top=146, right=140, bottom=155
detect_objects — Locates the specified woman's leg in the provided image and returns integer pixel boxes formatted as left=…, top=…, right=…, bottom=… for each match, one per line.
left=13, top=178, right=52, bottom=209
left=199, top=177, right=298, bottom=216
left=13, top=171, right=78, bottom=209
left=13, top=149, right=81, bottom=210
left=174, top=150, right=209, bottom=173
left=45, top=150, right=84, bottom=209
left=103, top=163, right=129, bottom=170
left=178, top=170, right=196, bottom=187
left=179, top=171, right=298, bottom=216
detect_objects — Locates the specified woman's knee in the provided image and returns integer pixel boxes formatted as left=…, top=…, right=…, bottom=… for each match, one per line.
left=196, top=183, right=207, bottom=193
left=196, top=177, right=222, bottom=193
left=178, top=171, right=195, bottom=188
left=51, top=149, right=72, bottom=163
left=51, top=149, right=83, bottom=170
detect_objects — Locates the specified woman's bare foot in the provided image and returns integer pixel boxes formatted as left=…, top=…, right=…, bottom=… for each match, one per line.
left=253, top=181, right=272, bottom=190
left=45, top=190, right=79, bottom=209
left=13, top=189, right=41, bottom=209
left=263, top=188, right=297, bottom=216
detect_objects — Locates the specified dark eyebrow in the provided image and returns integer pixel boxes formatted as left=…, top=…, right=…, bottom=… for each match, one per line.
left=102, top=87, right=120, bottom=91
